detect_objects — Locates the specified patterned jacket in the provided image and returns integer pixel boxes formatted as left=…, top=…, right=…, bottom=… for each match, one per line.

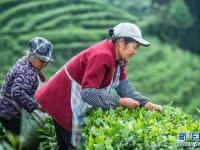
left=0, top=56, right=39, bottom=120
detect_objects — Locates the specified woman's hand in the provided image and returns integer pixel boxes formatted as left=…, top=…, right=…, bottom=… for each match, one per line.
left=37, top=104, right=45, bottom=112
left=144, top=102, right=163, bottom=112
left=119, top=98, right=139, bottom=109
left=153, top=104, right=163, bottom=112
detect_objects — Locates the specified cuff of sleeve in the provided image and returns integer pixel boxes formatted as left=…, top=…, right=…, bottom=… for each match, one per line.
left=139, top=99, right=149, bottom=107
left=114, top=95, right=120, bottom=106
left=26, top=100, right=38, bottom=112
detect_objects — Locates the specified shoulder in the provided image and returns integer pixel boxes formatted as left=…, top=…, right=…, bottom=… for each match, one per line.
left=89, top=40, right=114, bottom=53
left=88, top=53, right=114, bottom=69
left=13, top=57, right=37, bottom=78
left=85, top=40, right=115, bottom=65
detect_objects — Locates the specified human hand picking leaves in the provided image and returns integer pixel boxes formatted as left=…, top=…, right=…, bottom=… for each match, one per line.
left=144, top=102, right=163, bottom=112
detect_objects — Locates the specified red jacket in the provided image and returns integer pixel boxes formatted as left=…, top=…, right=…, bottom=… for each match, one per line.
left=35, top=40, right=126, bottom=131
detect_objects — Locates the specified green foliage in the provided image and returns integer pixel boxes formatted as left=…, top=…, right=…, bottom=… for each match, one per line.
left=0, top=0, right=199, bottom=115
left=38, top=106, right=200, bottom=149
left=37, top=118, right=56, bottom=150
left=196, top=107, right=200, bottom=114
left=167, top=0, right=194, bottom=29
left=0, top=123, right=7, bottom=141
left=147, top=0, right=194, bottom=29
left=0, top=0, right=199, bottom=149
left=80, top=106, right=200, bottom=149
left=102, top=0, right=152, bottom=18
left=0, top=0, right=199, bottom=133
left=0, top=123, right=19, bottom=150
left=0, top=0, right=136, bottom=81
left=105, top=0, right=198, bottom=53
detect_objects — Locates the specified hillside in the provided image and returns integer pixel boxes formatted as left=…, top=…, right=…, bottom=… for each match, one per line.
left=126, top=37, right=200, bottom=115
left=0, top=0, right=137, bottom=79
left=0, top=0, right=199, bottom=115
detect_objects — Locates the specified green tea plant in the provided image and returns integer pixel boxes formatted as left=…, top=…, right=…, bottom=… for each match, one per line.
left=0, top=123, right=18, bottom=150
left=38, top=105, right=200, bottom=150
left=0, top=123, right=6, bottom=141
left=37, top=118, right=56, bottom=150
left=80, top=106, right=200, bottom=149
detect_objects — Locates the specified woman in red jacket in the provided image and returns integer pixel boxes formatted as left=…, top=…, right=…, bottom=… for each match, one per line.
left=35, top=22, right=162, bottom=150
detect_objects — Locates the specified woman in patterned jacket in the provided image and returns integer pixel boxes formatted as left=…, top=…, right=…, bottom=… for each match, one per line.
left=0, top=37, right=53, bottom=136
left=35, top=23, right=163, bottom=150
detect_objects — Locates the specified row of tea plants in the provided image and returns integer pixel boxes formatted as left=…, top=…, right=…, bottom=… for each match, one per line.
left=38, top=105, right=200, bottom=150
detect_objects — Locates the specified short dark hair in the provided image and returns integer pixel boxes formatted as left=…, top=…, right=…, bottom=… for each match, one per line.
left=112, top=37, right=135, bottom=45
left=108, top=28, right=135, bottom=45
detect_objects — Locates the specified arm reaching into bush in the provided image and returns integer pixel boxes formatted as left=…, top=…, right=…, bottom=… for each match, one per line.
left=116, top=79, right=162, bottom=111
left=119, top=98, right=139, bottom=108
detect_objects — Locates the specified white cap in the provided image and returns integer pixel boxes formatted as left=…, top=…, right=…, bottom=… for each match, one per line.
left=113, top=22, right=150, bottom=47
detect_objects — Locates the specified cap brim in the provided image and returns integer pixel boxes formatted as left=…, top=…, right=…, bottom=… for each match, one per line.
left=39, top=57, right=54, bottom=62
left=46, top=58, right=54, bottom=62
left=133, top=37, right=150, bottom=47
left=49, top=58, right=54, bottom=62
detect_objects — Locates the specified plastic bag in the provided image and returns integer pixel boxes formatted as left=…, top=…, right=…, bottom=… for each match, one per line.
left=19, top=109, right=49, bottom=150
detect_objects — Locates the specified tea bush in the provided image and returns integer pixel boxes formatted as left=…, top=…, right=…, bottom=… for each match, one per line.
left=80, top=106, right=200, bottom=149
left=0, top=123, right=6, bottom=141
left=37, top=118, right=56, bottom=150
left=38, top=105, right=200, bottom=150
left=0, top=123, right=18, bottom=150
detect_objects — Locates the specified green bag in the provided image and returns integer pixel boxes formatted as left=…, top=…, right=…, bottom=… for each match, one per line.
left=19, top=109, right=49, bottom=150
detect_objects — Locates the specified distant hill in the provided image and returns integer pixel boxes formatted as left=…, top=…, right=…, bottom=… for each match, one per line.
left=0, top=0, right=199, bottom=115
left=0, top=0, right=137, bottom=79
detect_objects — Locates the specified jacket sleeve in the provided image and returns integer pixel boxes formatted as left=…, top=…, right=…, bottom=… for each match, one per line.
left=11, top=68, right=38, bottom=112
left=81, top=88, right=120, bottom=109
left=115, top=79, right=149, bottom=106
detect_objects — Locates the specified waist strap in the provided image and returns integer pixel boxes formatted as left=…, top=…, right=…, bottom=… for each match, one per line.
left=0, top=94, right=20, bottom=111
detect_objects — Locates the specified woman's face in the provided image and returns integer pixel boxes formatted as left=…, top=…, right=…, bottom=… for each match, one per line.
left=30, top=58, right=48, bottom=70
left=118, top=40, right=140, bottom=62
